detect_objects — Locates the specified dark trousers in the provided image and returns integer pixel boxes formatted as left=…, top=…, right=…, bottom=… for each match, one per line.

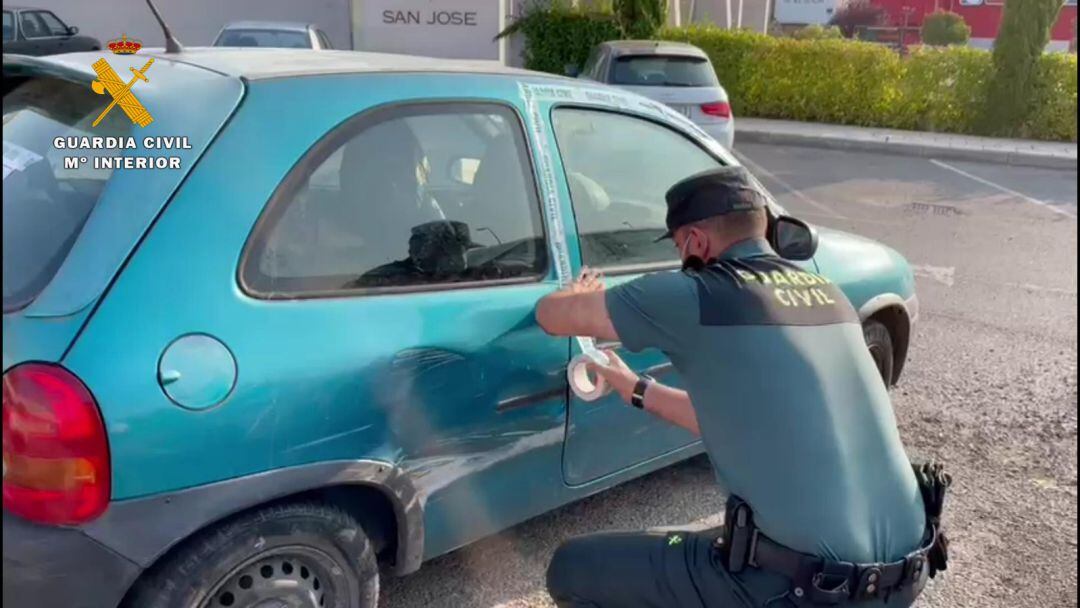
left=545, top=528, right=922, bottom=608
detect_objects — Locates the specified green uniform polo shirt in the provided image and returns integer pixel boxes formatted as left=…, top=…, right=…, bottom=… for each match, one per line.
left=606, top=238, right=925, bottom=563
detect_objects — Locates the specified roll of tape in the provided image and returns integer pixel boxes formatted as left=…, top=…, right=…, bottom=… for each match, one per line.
left=568, top=351, right=612, bottom=402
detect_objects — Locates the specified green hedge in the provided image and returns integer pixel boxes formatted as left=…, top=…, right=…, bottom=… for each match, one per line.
left=498, top=8, right=618, bottom=75
left=1026, top=52, right=1078, bottom=142
left=505, top=10, right=1077, bottom=141
left=660, top=25, right=1077, bottom=142
left=897, top=46, right=993, bottom=134
left=662, top=26, right=904, bottom=126
left=790, top=24, right=844, bottom=40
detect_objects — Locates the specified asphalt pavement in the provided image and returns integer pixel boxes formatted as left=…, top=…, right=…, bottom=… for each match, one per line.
left=381, top=144, right=1079, bottom=608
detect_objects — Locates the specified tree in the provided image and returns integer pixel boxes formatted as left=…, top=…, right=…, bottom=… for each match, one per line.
left=983, top=0, right=1066, bottom=136
left=829, top=0, right=888, bottom=38
left=921, top=10, right=971, bottom=46
left=612, top=0, right=667, bottom=39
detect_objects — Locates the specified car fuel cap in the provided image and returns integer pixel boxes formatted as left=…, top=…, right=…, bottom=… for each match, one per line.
left=158, top=333, right=237, bottom=410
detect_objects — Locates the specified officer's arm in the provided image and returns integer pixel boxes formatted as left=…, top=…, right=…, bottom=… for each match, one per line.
left=535, top=290, right=620, bottom=342
left=641, top=383, right=700, bottom=436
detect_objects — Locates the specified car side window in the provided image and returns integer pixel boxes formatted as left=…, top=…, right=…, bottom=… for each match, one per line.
left=552, top=108, right=723, bottom=269
left=242, top=103, right=547, bottom=297
left=36, top=11, right=68, bottom=36
left=18, top=12, right=46, bottom=38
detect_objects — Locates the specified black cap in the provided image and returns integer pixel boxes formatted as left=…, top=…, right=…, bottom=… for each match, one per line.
left=656, top=166, right=767, bottom=241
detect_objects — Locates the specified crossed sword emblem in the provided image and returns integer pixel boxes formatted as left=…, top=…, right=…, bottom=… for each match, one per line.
left=90, top=58, right=155, bottom=128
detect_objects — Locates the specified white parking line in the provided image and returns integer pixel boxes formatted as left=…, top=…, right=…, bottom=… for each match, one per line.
left=735, top=151, right=848, bottom=219
left=929, top=159, right=1076, bottom=219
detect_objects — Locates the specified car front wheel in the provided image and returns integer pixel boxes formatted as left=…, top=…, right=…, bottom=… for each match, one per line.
left=127, top=502, right=379, bottom=608
left=863, top=319, right=894, bottom=388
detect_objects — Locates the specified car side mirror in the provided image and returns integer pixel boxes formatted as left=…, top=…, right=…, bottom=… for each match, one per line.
left=564, top=63, right=580, bottom=78
left=773, top=216, right=818, bottom=261
left=449, top=157, right=481, bottom=185
left=67, top=26, right=79, bottom=36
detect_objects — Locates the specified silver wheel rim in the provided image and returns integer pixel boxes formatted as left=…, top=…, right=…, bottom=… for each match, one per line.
left=198, top=546, right=340, bottom=608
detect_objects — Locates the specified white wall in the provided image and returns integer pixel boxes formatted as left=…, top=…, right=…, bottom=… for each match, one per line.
left=691, top=0, right=772, bottom=32
left=352, top=0, right=507, bottom=60
left=772, top=0, right=837, bottom=25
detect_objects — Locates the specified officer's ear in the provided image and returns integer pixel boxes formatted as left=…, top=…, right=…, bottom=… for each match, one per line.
left=691, top=226, right=720, bottom=259
left=683, top=227, right=706, bottom=257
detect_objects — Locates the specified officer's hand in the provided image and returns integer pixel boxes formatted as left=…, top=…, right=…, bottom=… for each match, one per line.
left=587, top=349, right=638, bottom=404
left=568, top=267, right=604, bottom=294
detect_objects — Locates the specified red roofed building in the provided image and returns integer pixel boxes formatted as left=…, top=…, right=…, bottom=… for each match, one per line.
left=870, top=0, right=1077, bottom=52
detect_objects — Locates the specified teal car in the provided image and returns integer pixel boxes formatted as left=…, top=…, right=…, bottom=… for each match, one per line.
left=2, top=49, right=918, bottom=608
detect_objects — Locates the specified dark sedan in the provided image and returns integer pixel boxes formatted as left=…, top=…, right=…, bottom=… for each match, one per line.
left=2, top=6, right=99, bottom=55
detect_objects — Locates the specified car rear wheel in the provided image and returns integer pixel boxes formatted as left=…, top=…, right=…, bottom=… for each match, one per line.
left=127, top=502, right=378, bottom=608
left=863, top=319, right=894, bottom=388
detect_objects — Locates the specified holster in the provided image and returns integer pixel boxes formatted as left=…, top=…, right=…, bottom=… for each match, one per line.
left=721, top=496, right=755, bottom=573
left=912, top=461, right=953, bottom=578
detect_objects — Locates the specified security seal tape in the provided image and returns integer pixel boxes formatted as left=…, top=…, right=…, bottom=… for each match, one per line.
left=519, top=82, right=611, bottom=401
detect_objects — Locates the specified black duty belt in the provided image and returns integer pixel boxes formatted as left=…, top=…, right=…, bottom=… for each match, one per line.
left=722, top=506, right=933, bottom=604
left=719, top=461, right=951, bottom=606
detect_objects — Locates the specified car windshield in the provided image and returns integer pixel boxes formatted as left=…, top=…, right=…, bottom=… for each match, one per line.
left=2, top=77, right=130, bottom=313
left=611, top=54, right=719, bottom=87
left=215, top=28, right=310, bottom=49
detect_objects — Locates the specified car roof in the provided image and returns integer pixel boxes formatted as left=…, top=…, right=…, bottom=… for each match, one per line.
left=600, top=40, right=708, bottom=58
left=219, top=20, right=314, bottom=32
left=130, top=47, right=538, bottom=80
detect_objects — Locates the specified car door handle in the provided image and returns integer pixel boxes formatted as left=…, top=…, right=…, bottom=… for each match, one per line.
left=496, top=379, right=568, bottom=413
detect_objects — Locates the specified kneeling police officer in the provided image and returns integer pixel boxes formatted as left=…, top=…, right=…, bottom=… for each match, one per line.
left=535, top=166, right=949, bottom=607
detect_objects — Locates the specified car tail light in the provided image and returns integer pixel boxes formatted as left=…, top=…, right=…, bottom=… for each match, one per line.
left=700, top=101, right=732, bottom=119
left=3, top=363, right=110, bottom=525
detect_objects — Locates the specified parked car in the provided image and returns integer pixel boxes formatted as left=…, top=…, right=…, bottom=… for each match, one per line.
left=575, top=40, right=735, bottom=150
left=2, top=48, right=917, bottom=608
left=213, top=20, right=333, bottom=49
left=1, top=5, right=100, bottom=55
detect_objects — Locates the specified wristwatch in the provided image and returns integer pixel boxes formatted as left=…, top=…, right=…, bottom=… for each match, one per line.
left=631, top=375, right=654, bottom=409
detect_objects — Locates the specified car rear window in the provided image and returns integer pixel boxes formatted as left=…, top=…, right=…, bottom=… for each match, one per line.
left=216, top=29, right=310, bottom=49
left=3, top=77, right=131, bottom=313
left=611, top=54, right=719, bottom=87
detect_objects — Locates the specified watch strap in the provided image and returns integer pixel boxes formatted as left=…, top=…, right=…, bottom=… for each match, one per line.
left=631, top=375, right=654, bottom=409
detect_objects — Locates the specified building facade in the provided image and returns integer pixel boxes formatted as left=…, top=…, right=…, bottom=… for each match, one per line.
left=871, top=0, right=1077, bottom=51
left=8, top=0, right=516, bottom=62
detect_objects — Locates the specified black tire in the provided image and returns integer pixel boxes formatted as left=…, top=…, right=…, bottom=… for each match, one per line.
left=863, top=319, right=894, bottom=389
left=126, top=502, right=378, bottom=608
